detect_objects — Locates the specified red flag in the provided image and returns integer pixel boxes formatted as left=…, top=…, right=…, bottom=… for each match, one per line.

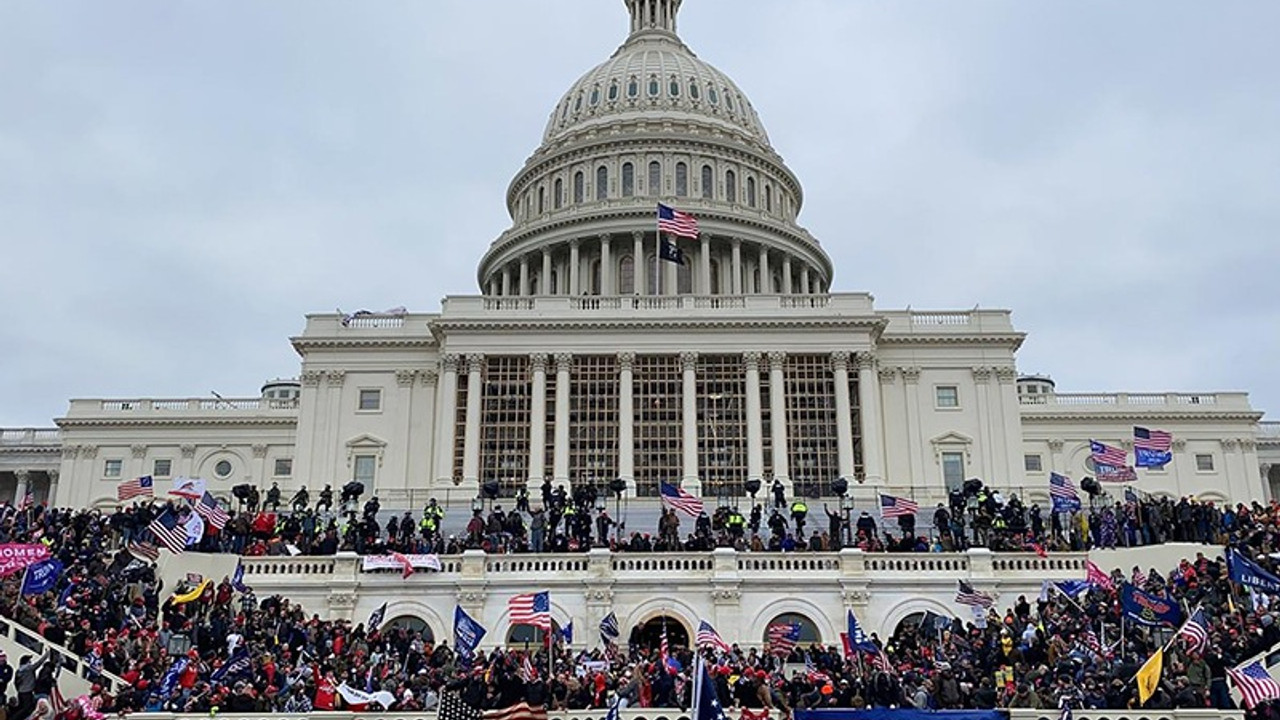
left=391, top=552, right=414, bottom=579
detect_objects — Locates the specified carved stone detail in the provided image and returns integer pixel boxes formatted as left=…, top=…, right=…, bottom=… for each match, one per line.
left=585, top=588, right=614, bottom=602
left=856, top=352, right=877, bottom=370
left=1047, top=438, right=1065, bottom=453
left=1222, top=438, right=1240, bottom=451
left=130, top=444, right=147, bottom=459
left=60, top=446, right=79, bottom=460
left=324, top=370, right=347, bottom=388
left=900, top=366, right=922, bottom=384
left=530, top=353, right=548, bottom=373
left=1241, top=439, right=1257, bottom=452
left=742, top=351, right=762, bottom=370
left=80, top=445, right=98, bottom=459
left=1172, top=439, right=1187, bottom=451
left=767, top=351, right=787, bottom=370
left=994, top=366, right=1018, bottom=383
left=396, top=369, right=417, bottom=387
left=466, top=354, right=485, bottom=374
left=710, top=587, right=741, bottom=602
left=617, top=352, right=635, bottom=371
left=971, top=366, right=993, bottom=384
left=456, top=590, right=486, bottom=604
left=300, top=370, right=324, bottom=387
left=180, top=444, right=196, bottom=458
left=679, top=351, right=699, bottom=371
left=555, top=353, right=573, bottom=373
left=878, top=367, right=897, bottom=384
left=441, top=354, right=461, bottom=373
left=830, top=351, right=851, bottom=370
left=327, top=593, right=357, bottom=610
left=252, top=444, right=268, bottom=458
left=841, top=588, right=871, bottom=606
left=419, top=369, right=439, bottom=386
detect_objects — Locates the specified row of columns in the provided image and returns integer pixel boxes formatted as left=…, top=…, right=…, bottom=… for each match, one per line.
left=7, top=470, right=57, bottom=506
left=433, top=351, right=886, bottom=496
left=486, top=233, right=826, bottom=297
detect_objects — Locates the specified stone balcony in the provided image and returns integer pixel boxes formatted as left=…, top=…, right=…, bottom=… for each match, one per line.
left=58, top=397, right=299, bottom=425
left=439, top=292, right=878, bottom=321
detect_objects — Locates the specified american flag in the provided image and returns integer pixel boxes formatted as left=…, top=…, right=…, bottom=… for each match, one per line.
left=18, top=491, right=33, bottom=510
left=1049, top=473, right=1079, bottom=503
left=1089, top=440, right=1128, bottom=468
left=878, top=494, right=918, bottom=519
left=697, top=620, right=731, bottom=653
left=1132, top=566, right=1148, bottom=587
left=439, top=692, right=549, bottom=720
left=508, top=591, right=551, bottom=630
left=194, top=491, right=229, bottom=530
left=767, top=622, right=801, bottom=657
left=1085, top=560, right=1114, bottom=590
left=1229, top=660, right=1280, bottom=709
left=1133, top=426, right=1173, bottom=452
left=955, top=580, right=995, bottom=608
left=1176, top=608, right=1210, bottom=654
left=118, top=475, right=154, bottom=502
left=126, top=539, right=160, bottom=563
left=1080, top=628, right=1101, bottom=656
left=657, top=203, right=699, bottom=239
left=870, top=647, right=894, bottom=674
left=659, top=481, right=704, bottom=518
left=148, top=508, right=188, bottom=555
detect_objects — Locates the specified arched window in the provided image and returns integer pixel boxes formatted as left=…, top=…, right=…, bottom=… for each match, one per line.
left=725, top=170, right=737, bottom=203
left=669, top=76, right=680, bottom=97
left=574, top=92, right=583, bottom=112
left=765, top=184, right=772, bottom=212
left=689, top=80, right=700, bottom=100
left=596, top=166, right=608, bottom=200
left=589, top=86, right=600, bottom=106
left=708, top=85, right=719, bottom=105
left=764, top=613, right=822, bottom=645
left=608, top=81, right=619, bottom=102
left=701, top=165, right=713, bottom=199
left=523, top=193, right=530, bottom=219
left=554, top=178, right=563, bottom=209
left=529, top=273, right=540, bottom=296
left=747, top=177, right=757, bottom=208
left=648, top=76, right=660, bottom=97
left=627, top=77, right=639, bottom=98
left=619, top=255, right=635, bottom=294
left=772, top=271, right=782, bottom=293
left=622, top=163, right=635, bottom=197
left=573, top=172, right=584, bottom=204
left=725, top=91, right=734, bottom=112
left=537, top=186, right=545, bottom=214
left=709, top=259, right=721, bottom=295
left=648, top=161, right=661, bottom=196
left=675, top=162, right=688, bottom=197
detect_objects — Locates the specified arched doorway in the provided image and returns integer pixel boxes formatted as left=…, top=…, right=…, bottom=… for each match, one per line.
left=505, top=620, right=562, bottom=648
left=629, top=615, right=689, bottom=650
left=383, top=616, right=435, bottom=643
left=762, top=612, right=821, bottom=644
left=891, top=611, right=952, bottom=642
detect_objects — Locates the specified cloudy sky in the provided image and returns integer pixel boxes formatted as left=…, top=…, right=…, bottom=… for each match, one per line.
left=1, top=0, right=1277, bottom=426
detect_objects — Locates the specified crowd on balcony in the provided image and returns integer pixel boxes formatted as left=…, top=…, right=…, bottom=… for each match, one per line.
left=1, top=496, right=1280, bottom=717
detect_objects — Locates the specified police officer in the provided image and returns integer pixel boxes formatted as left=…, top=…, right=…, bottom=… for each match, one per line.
left=790, top=497, right=809, bottom=537
left=726, top=507, right=746, bottom=540
left=317, top=485, right=333, bottom=513
left=290, top=485, right=309, bottom=512
left=266, top=482, right=281, bottom=512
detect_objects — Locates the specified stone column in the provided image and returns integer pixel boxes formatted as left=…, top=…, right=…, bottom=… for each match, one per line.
left=744, top=352, right=764, bottom=486
left=800, top=266, right=811, bottom=294
left=731, top=238, right=743, bottom=294
left=501, top=267, right=512, bottom=296
left=434, top=355, right=460, bottom=484
left=759, top=246, right=770, bottom=293
left=600, top=234, right=612, bottom=295
left=699, top=235, right=711, bottom=294
left=832, top=351, right=855, bottom=482
left=46, top=470, right=59, bottom=506
left=462, top=354, right=484, bottom=486
left=569, top=240, right=581, bottom=295
left=487, top=278, right=498, bottom=296
left=528, top=354, right=548, bottom=491
left=781, top=256, right=793, bottom=294
left=618, top=352, right=636, bottom=493
left=13, top=470, right=29, bottom=506
left=519, top=256, right=530, bottom=296
left=681, top=352, right=701, bottom=494
left=857, top=352, right=885, bottom=485
left=632, top=231, right=645, bottom=295
left=553, top=353, right=572, bottom=487
left=768, top=352, right=791, bottom=493
left=541, top=250, right=552, bottom=295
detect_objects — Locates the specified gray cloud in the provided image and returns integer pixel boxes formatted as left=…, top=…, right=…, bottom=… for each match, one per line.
left=1, top=0, right=1277, bottom=425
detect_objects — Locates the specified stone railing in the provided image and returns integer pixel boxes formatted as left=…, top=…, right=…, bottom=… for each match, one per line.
left=125, top=708, right=1240, bottom=720
left=0, top=615, right=128, bottom=694
left=1019, top=391, right=1251, bottom=410
left=442, top=293, right=878, bottom=318
left=1260, top=421, right=1280, bottom=440
left=64, top=397, right=299, bottom=415
left=0, top=428, right=60, bottom=445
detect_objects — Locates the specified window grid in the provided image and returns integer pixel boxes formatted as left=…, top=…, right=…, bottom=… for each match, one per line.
left=760, top=367, right=773, bottom=479
left=848, top=370, right=865, bottom=482
left=479, top=356, right=532, bottom=497
left=452, top=373, right=469, bottom=483
left=784, top=354, right=838, bottom=498
left=648, top=161, right=661, bottom=196
left=544, top=369, right=557, bottom=485
left=153, top=459, right=172, bottom=477
left=701, top=165, right=713, bottom=200
left=726, top=170, right=737, bottom=203
left=622, top=163, right=635, bottom=196
left=569, top=356, right=619, bottom=489
left=675, top=162, right=688, bottom=196
left=573, top=172, right=584, bottom=204
left=596, top=166, right=608, bottom=200
left=634, top=355, right=683, bottom=497
left=619, top=255, right=635, bottom=294
left=697, top=355, right=747, bottom=498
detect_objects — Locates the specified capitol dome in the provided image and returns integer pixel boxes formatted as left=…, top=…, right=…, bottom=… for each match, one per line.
left=478, top=0, right=833, bottom=300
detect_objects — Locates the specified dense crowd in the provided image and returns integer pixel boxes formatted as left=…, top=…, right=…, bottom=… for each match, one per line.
left=1, top=494, right=1279, bottom=718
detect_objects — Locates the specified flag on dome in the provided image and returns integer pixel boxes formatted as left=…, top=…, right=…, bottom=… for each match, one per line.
left=1133, top=426, right=1173, bottom=468
left=118, top=475, right=154, bottom=502
left=696, top=620, right=731, bottom=653
left=1048, top=473, right=1081, bottom=513
left=508, top=591, right=551, bottom=630
left=1230, top=660, right=1280, bottom=709
left=955, top=580, right=994, bottom=608
left=878, top=494, right=918, bottom=519
left=657, top=203, right=699, bottom=239
left=659, top=481, right=703, bottom=518
left=659, top=237, right=686, bottom=265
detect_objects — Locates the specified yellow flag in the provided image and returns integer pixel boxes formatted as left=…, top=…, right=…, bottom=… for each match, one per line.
left=1136, top=647, right=1164, bottom=705
left=1228, top=593, right=1238, bottom=615
left=170, top=579, right=211, bottom=605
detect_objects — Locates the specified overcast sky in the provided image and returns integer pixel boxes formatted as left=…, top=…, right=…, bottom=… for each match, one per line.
left=1, top=0, right=1277, bottom=427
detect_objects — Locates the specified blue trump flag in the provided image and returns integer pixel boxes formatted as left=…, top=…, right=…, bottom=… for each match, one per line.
left=454, top=605, right=487, bottom=658
left=846, top=610, right=877, bottom=653
left=1227, top=547, right=1280, bottom=594
left=210, top=648, right=252, bottom=684
left=560, top=621, right=573, bottom=645
left=21, top=558, right=63, bottom=596
left=1121, top=583, right=1183, bottom=627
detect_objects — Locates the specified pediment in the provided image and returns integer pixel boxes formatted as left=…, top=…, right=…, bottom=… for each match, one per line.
left=345, top=433, right=388, bottom=449
left=929, top=430, right=974, bottom=447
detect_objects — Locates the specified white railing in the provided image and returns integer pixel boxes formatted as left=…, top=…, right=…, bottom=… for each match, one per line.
left=1261, top=421, right=1280, bottom=439
left=0, top=616, right=127, bottom=693
left=0, top=428, right=59, bottom=444
left=910, top=311, right=972, bottom=326
left=344, top=315, right=406, bottom=328
left=91, top=398, right=298, bottom=413
left=127, top=708, right=1240, bottom=720
left=446, top=294, right=878, bottom=316
left=1020, top=392, right=1238, bottom=408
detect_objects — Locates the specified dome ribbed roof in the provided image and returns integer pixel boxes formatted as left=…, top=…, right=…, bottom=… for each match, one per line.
left=540, top=14, right=770, bottom=148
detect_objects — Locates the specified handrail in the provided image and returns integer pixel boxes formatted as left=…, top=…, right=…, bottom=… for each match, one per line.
left=0, top=616, right=127, bottom=693
left=121, top=708, right=1241, bottom=720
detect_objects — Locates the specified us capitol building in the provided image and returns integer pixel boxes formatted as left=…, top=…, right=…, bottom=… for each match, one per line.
left=2, top=0, right=1277, bottom=646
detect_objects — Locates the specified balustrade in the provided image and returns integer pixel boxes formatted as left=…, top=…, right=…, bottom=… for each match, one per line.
left=123, top=708, right=1240, bottom=720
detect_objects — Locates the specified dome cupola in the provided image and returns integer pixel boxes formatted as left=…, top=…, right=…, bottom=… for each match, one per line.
left=477, top=1, right=833, bottom=299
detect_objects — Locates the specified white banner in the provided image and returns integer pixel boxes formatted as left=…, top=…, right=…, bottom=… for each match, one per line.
left=337, top=683, right=396, bottom=709
left=361, top=554, right=442, bottom=573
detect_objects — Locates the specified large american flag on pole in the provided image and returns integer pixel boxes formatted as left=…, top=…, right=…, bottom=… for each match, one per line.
left=659, top=481, right=704, bottom=518
left=657, top=203, right=699, bottom=239
left=878, top=494, right=918, bottom=519
left=696, top=620, right=731, bottom=653
left=955, top=580, right=995, bottom=608
left=147, top=508, right=188, bottom=555
left=1175, top=608, right=1210, bottom=654
left=194, top=491, right=229, bottom=530
left=118, top=475, right=154, bottom=502
left=1229, top=660, right=1280, bottom=709
left=508, top=591, right=551, bottom=630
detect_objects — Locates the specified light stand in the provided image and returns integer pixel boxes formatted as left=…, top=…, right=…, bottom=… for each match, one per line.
left=841, top=494, right=855, bottom=548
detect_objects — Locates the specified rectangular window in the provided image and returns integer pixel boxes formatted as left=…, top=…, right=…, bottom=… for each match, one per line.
left=935, top=386, right=960, bottom=408
left=1195, top=454, right=1214, bottom=472
left=358, top=389, right=382, bottom=411
left=104, top=459, right=122, bottom=478
left=274, top=458, right=293, bottom=477
left=152, top=459, right=172, bottom=477
left=354, top=455, right=377, bottom=484
left=1024, top=454, right=1043, bottom=473
left=941, top=452, right=965, bottom=493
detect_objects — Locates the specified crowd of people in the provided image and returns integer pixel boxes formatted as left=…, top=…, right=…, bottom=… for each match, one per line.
left=1, top=490, right=1280, bottom=718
